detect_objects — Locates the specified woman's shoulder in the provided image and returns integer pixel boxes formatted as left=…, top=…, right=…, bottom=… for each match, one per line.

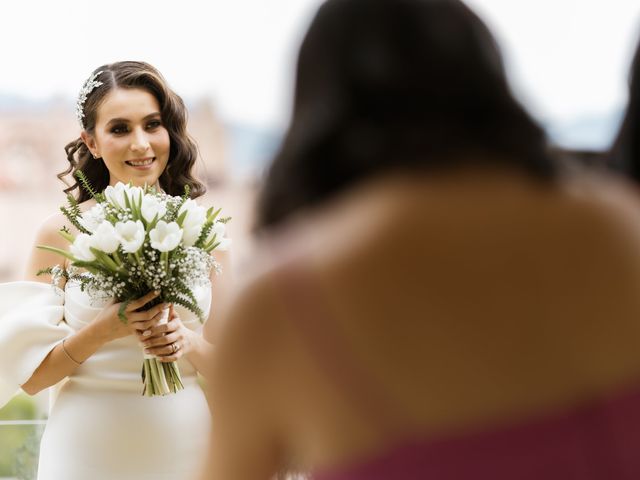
left=557, top=170, right=640, bottom=242
left=34, top=212, right=70, bottom=246
left=24, top=206, right=83, bottom=282
left=23, top=193, right=95, bottom=281
left=35, top=198, right=96, bottom=238
left=560, top=168, right=638, bottom=206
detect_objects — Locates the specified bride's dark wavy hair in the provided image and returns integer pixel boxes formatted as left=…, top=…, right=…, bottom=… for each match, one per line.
left=256, top=0, right=556, bottom=230
left=60, top=61, right=205, bottom=202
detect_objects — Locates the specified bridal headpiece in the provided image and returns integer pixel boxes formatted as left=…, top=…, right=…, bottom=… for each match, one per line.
left=76, top=70, right=104, bottom=128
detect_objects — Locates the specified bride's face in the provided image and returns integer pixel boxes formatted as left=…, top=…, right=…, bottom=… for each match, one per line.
left=83, top=87, right=170, bottom=188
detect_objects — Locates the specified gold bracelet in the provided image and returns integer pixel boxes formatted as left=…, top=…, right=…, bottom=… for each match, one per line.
left=61, top=338, right=82, bottom=366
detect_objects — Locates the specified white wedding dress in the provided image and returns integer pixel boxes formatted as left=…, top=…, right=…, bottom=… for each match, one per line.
left=0, top=280, right=212, bottom=480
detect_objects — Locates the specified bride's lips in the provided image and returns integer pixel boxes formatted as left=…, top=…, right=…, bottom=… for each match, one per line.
left=125, top=157, right=156, bottom=170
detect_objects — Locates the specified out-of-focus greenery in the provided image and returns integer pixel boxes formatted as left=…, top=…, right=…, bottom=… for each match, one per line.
left=0, top=394, right=44, bottom=480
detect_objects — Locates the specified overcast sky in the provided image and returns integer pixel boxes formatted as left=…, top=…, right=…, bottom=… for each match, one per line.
left=2, top=0, right=640, bottom=141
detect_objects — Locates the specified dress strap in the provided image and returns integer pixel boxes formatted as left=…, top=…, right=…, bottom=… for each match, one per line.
left=272, top=255, right=412, bottom=438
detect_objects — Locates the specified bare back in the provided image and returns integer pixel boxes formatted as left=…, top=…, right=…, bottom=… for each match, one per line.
left=208, top=168, right=640, bottom=477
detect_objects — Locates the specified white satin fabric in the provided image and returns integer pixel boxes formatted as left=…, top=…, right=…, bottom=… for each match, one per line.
left=0, top=281, right=212, bottom=480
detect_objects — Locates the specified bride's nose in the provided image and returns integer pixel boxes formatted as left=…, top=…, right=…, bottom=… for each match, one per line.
left=130, top=127, right=150, bottom=153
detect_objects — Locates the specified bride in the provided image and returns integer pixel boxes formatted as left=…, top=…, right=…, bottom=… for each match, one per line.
left=0, top=61, right=230, bottom=479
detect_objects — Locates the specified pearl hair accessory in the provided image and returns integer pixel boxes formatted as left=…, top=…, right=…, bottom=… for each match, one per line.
left=76, top=71, right=104, bottom=128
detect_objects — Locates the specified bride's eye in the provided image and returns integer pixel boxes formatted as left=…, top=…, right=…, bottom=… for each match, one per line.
left=110, top=124, right=129, bottom=135
left=146, top=120, right=162, bottom=130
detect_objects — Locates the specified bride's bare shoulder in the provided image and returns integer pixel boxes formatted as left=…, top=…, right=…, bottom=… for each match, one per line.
left=36, top=198, right=96, bottom=236
left=24, top=198, right=94, bottom=281
left=36, top=212, right=69, bottom=240
left=23, top=213, right=68, bottom=281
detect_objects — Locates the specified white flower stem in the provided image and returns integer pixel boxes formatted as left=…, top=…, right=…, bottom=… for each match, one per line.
left=161, top=251, right=169, bottom=274
left=141, top=306, right=184, bottom=397
left=113, top=250, right=123, bottom=267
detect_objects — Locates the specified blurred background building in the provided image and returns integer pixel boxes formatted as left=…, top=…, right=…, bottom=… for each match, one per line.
left=1, top=0, right=639, bottom=283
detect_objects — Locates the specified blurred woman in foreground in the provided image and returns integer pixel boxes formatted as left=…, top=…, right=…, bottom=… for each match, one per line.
left=200, top=0, right=640, bottom=478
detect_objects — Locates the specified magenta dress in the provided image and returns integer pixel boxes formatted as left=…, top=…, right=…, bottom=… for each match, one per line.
left=313, top=385, right=640, bottom=479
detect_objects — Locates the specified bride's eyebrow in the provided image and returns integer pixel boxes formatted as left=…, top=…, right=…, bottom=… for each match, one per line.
left=105, top=118, right=129, bottom=126
left=105, top=112, right=161, bottom=126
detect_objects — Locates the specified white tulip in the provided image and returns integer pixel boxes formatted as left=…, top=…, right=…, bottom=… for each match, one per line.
left=70, top=233, right=96, bottom=261
left=178, top=199, right=207, bottom=246
left=104, top=183, right=128, bottom=210
left=91, top=221, right=121, bottom=253
left=183, top=225, right=203, bottom=247
left=128, top=186, right=144, bottom=207
left=212, top=221, right=226, bottom=237
left=216, top=237, right=232, bottom=251
left=78, top=203, right=106, bottom=233
left=115, top=220, right=146, bottom=253
left=140, top=195, right=167, bottom=223
left=206, top=222, right=231, bottom=251
left=149, top=221, right=183, bottom=252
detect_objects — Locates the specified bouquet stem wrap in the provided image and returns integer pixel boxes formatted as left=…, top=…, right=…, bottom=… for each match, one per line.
left=141, top=306, right=184, bottom=396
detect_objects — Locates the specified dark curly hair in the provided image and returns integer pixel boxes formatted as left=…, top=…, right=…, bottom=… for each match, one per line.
left=610, top=35, right=640, bottom=181
left=60, top=61, right=205, bottom=202
left=256, top=0, right=556, bottom=230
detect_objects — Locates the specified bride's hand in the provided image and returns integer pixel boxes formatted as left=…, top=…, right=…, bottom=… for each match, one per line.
left=94, top=291, right=167, bottom=342
left=139, top=305, right=195, bottom=362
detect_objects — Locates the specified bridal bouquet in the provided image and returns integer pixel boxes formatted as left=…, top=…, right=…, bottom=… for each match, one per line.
left=39, top=173, right=230, bottom=396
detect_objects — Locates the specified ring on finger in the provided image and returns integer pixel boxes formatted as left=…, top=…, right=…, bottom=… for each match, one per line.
left=172, top=343, right=178, bottom=354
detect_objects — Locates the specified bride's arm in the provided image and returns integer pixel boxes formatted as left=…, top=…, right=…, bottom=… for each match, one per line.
left=20, top=215, right=164, bottom=395
left=21, top=214, right=107, bottom=394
